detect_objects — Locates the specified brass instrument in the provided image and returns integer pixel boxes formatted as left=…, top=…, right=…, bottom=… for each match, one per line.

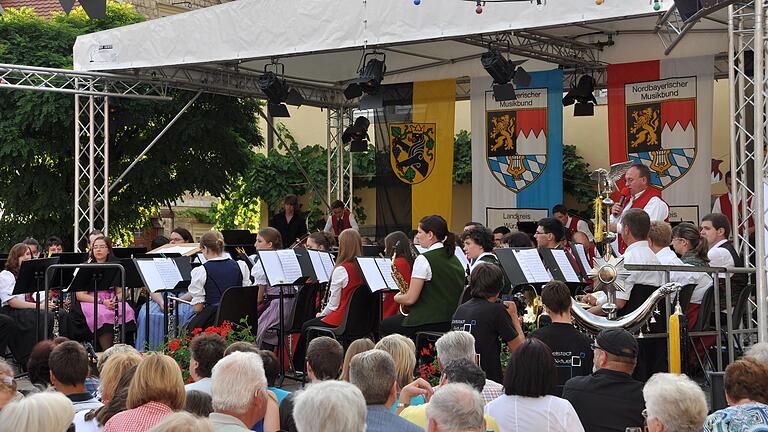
left=391, top=242, right=410, bottom=316
left=290, top=232, right=313, bottom=249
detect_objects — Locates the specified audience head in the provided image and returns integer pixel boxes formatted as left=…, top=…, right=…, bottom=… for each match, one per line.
left=128, top=353, right=186, bottom=410
left=723, top=358, right=768, bottom=405
left=672, top=222, right=709, bottom=262
left=306, top=336, right=343, bottom=381
left=27, top=339, right=59, bottom=387
left=98, top=343, right=139, bottom=373
left=426, top=383, right=485, bottom=432
left=336, top=229, right=363, bottom=265
left=461, top=227, right=495, bottom=260
left=0, top=392, right=74, bottom=432
left=148, top=411, right=214, bottom=432
left=375, top=334, right=416, bottom=390
left=170, top=227, right=194, bottom=244
left=592, top=328, right=638, bottom=374
left=621, top=208, right=651, bottom=242
left=48, top=341, right=89, bottom=391
left=257, top=350, right=280, bottom=388
left=6, top=243, right=31, bottom=274
left=0, top=360, right=17, bottom=410
left=492, top=226, right=511, bottom=247
left=44, top=236, right=63, bottom=255
left=199, top=231, right=225, bottom=256
left=648, top=221, right=672, bottom=250
left=535, top=217, right=564, bottom=248
left=503, top=231, right=533, bottom=248
left=435, top=331, right=476, bottom=367
left=643, top=373, right=707, bottom=432
left=541, top=280, right=572, bottom=316
left=701, top=212, right=731, bottom=244
left=189, top=333, right=227, bottom=380
left=223, top=341, right=260, bottom=356
left=441, top=359, right=486, bottom=392
left=504, top=338, right=556, bottom=397
left=341, top=338, right=374, bottom=381
left=307, top=231, right=333, bottom=251
left=184, top=390, right=213, bottom=418
left=468, top=262, right=504, bottom=300
left=384, top=231, right=416, bottom=265
left=211, top=352, right=268, bottom=427
left=256, top=227, right=282, bottom=250
left=89, top=364, right=138, bottom=426
left=419, top=215, right=457, bottom=257
left=625, top=163, right=651, bottom=195
left=745, top=342, right=768, bottom=364
left=99, top=352, right=142, bottom=403
left=349, top=349, right=398, bottom=406
left=293, top=380, right=366, bottom=432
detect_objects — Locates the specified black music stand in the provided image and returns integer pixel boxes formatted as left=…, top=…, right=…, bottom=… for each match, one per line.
left=66, top=266, right=121, bottom=349
left=49, top=253, right=89, bottom=289
left=120, top=258, right=148, bottom=344
left=222, top=230, right=258, bottom=247
left=14, top=257, right=58, bottom=341
left=133, top=257, right=190, bottom=342
left=112, top=247, right=148, bottom=259
left=362, top=245, right=384, bottom=257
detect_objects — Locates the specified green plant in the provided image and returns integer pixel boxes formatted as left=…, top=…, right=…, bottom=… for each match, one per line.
left=563, top=144, right=597, bottom=218
left=453, top=130, right=472, bottom=184
left=352, top=195, right=367, bottom=225
left=176, top=207, right=216, bottom=225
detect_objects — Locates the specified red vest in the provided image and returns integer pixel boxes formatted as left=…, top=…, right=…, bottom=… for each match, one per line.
left=718, top=193, right=754, bottom=230
left=382, top=257, right=412, bottom=319
left=618, top=188, right=668, bottom=253
left=566, top=216, right=580, bottom=234
left=321, top=261, right=363, bottom=326
left=331, top=210, right=352, bottom=236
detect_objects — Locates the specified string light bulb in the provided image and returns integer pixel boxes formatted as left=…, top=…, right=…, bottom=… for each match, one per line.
left=476, top=1, right=483, bottom=13
left=652, top=0, right=662, bottom=10
left=595, top=0, right=604, bottom=4
left=413, top=0, right=421, bottom=5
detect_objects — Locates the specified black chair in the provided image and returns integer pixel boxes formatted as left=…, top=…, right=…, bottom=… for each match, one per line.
left=725, top=283, right=756, bottom=356
left=675, top=283, right=697, bottom=314
left=304, top=286, right=378, bottom=349
left=688, top=284, right=719, bottom=382
left=214, top=286, right=259, bottom=333
left=269, top=283, right=319, bottom=369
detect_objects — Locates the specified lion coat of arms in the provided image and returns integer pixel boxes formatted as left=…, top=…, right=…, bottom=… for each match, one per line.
left=389, top=123, right=436, bottom=185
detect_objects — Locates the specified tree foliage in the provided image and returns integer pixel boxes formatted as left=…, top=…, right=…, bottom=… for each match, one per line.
left=0, top=3, right=262, bottom=249
left=562, top=144, right=597, bottom=218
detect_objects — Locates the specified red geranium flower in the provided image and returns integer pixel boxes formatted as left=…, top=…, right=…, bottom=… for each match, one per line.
left=168, top=339, right=181, bottom=353
left=191, top=328, right=202, bottom=336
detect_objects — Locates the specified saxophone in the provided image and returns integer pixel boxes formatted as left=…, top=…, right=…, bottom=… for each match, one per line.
left=391, top=243, right=410, bottom=316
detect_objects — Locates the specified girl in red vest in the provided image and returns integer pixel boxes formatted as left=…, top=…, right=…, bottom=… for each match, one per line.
left=382, top=231, right=416, bottom=319
left=293, top=228, right=363, bottom=371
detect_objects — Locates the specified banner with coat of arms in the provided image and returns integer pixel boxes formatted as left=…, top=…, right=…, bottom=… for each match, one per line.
left=470, top=70, right=564, bottom=230
left=608, top=56, right=713, bottom=224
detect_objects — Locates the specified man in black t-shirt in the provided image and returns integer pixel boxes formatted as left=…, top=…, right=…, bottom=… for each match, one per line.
left=451, top=263, right=524, bottom=383
left=530, top=280, right=593, bottom=395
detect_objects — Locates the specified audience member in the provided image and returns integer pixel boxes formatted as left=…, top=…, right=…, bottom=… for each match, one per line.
left=104, top=353, right=185, bottom=432
left=97, top=352, right=142, bottom=404
left=746, top=342, right=768, bottom=364
left=643, top=373, right=707, bottom=432
left=375, top=335, right=418, bottom=396
left=0, top=359, right=19, bottom=410
left=562, top=328, right=644, bottom=432
left=491, top=226, right=511, bottom=248
left=279, top=337, right=343, bottom=432
left=97, top=343, right=139, bottom=373
left=223, top=341, right=259, bottom=356
left=210, top=352, right=269, bottom=431
left=451, top=263, right=523, bottom=383
left=0, top=392, right=74, bottom=432
left=349, top=349, right=422, bottom=432
left=341, top=338, right=374, bottom=381
left=49, top=341, right=102, bottom=414
left=184, top=390, right=213, bottom=417
left=401, top=360, right=500, bottom=431
left=531, top=281, right=593, bottom=395
left=148, top=412, right=214, bottom=432
left=82, top=364, right=138, bottom=430
left=426, top=383, right=485, bottom=432
left=486, top=339, right=584, bottom=432
left=502, top=231, right=533, bottom=248
left=186, top=333, right=227, bottom=395
left=703, top=358, right=768, bottom=432
left=434, top=331, right=503, bottom=403
left=293, top=380, right=366, bottom=432
left=26, top=339, right=59, bottom=388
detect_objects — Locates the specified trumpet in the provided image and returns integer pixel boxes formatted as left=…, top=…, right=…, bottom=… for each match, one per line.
left=391, top=243, right=410, bottom=316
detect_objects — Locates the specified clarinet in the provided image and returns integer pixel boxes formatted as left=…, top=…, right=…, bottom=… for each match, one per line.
left=167, top=299, right=176, bottom=339
left=52, top=292, right=60, bottom=338
left=113, top=295, right=120, bottom=345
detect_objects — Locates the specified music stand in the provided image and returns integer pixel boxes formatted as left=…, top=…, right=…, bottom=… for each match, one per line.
left=222, top=230, right=257, bottom=246
left=133, top=257, right=190, bottom=341
left=362, top=245, right=384, bottom=257
left=112, top=247, right=148, bottom=259
left=14, top=257, right=58, bottom=341
left=64, top=264, right=123, bottom=348
left=49, top=253, right=89, bottom=289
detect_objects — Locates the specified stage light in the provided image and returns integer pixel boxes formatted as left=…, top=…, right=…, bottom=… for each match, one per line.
left=482, top=49, right=528, bottom=102
left=342, top=116, right=371, bottom=152
left=344, top=53, right=387, bottom=101
left=258, top=63, right=305, bottom=118
left=563, top=75, right=597, bottom=117
left=493, top=84, right=516, bottom=101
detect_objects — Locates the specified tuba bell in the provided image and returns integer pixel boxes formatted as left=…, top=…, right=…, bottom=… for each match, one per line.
left=391, top=242, right=410, bottom=316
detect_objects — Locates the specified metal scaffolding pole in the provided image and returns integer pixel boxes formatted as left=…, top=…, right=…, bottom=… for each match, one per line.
left=753, top=0, right=768, bottom=343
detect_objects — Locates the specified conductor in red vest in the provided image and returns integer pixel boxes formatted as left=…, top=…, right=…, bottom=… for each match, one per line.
left=609, top=163, right=669, bottom=253
left=323, top=200, right=359, bottom=236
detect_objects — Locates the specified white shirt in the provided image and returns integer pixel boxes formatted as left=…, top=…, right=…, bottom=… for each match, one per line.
left=566, top=216, right=595, bottom=242
left=610, top=189, right=670, bottom=234
left=185, top=377, right=212, bottom=395
left=469, top=252, right=495, bottom=274
left=0, top=270, right=21, bottom=307
left=485, top=394, right=584, bottom=432
left=707, top=240, right=735, bottom=279
left=655, top=247, right=713, bottom=304
left=412, top=242, right=445, bottom=281
left=189, top=257, right=251, bottom=305
left=319, top=266, right=348, bottom=316
left=323, top=212, right=359, bottom=233
left=616, top=241, right=663, bottom=301
left=73, top=411, right=102, bottom=432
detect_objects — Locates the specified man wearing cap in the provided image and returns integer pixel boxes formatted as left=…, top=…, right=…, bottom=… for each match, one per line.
left=561, top=329, right=645, bottom=432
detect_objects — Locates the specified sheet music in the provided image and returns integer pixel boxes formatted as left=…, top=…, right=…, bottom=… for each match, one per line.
left=319, top=252, right=336, bottom=277
left=454, top=246, right=469, bottom=269
left=276, top=249, right=303, bottom=283
left=257, top=251, right=287, bottom=285
left=574, top=244, right=592, bottom=272
left=155, top=258, right=183, bottom=287
left=153, top=245, right=199, bottom=255
left=375, top=257, right=398, bottom=290
left=356, top=257, right=387, bottom=291
left=136, top=260, right=170, bottom=293
left=308, top=250, right=330, bottom=283
left=551, top=250, right=580, bottom=283
left=513, top=249, right=550, bottom=283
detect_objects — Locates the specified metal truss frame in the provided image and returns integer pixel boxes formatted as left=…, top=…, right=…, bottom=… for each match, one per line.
left=327, top=108, right=355, bottom=211
left=728, top=0, right=767, bottom=343
left=655, top=1, right=735, bottom=55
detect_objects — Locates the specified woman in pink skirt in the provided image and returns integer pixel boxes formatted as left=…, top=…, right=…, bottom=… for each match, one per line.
left=76, top=236, right=135, bottom=350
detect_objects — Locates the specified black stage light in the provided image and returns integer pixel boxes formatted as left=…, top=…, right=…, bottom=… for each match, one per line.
left=563, top=75, right=597, bottom=117
left=344, top=53, right=387, bottom=101
left=513, top=66, right=532, bottom=87
left=481, top=49, right=515, bottom=85
left=493, top=84, right=516, bottom=101
left=259, top=71, right=289, bottom=104
left=573, top=102, right=594, bottom=117
left=342, top=116, right=371, bottom=152
left=267, top=101, right=290, bottom=118
left=285, top=88, right=304, bottom=107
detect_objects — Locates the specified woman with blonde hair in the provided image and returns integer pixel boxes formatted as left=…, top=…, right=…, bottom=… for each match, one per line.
left=375, top=334, right=418, bottom=392
left=341, top=338, right=375, bottom=381
left=0, top=392, right=74, bottom=432
left=148, top=412, right=214, bottom=432
left=187, top=231, right=252, bottom=330
left=76, top=352, right=142, bottom=430
left=293, top=228, right=364, bottom=371
left=104, top=353, right=186, bottom=432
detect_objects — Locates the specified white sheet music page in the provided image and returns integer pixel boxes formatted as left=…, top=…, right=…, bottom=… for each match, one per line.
left=308, top=250, right=329, bottom=283
left=514, top=249, right=550, bottom=283
left=276, top=250, right=302, bottom=283
left=454, top=246, right=469, bottom=269
left=258, top=251, right=287, bottom=285
left=319, top=252, right=336, bottom=276
left=154, top=258, right=183, bottom=288
left=551, top=250, right=580, bottom=283
left=375, top=257, right=398, bottom=290
left=574, top=244, right=592, bottom=272
left=136, top=260, right=165, bottom=293
left=356, top=257, right=387, bottom=291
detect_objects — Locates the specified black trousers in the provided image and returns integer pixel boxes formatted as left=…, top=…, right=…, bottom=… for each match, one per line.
left=185, top=305, right=217, bottom=333
left=292, top=317, right=335, bottom=373
left=379, top=313, right=451, bottom=339
left=0, top=313, right=14, bottom=359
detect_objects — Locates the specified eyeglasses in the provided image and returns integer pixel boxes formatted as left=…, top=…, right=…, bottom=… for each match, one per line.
left=91, top=245, right=108, bottom=250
